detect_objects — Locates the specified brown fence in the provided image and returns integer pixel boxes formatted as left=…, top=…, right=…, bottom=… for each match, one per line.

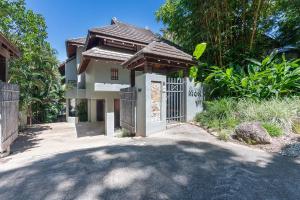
left=0, top=82, right=19, bottom=152
left=120, top=87, right=136, bottom=133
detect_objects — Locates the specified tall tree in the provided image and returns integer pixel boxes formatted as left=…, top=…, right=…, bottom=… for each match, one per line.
left=156, top=0, right=296, bottom=66
left=0, top=0, right=64, bottom=124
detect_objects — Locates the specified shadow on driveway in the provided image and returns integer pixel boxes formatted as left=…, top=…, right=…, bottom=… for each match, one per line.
left=0, top=139, right=299, bottom=200
left=10, top=125, right=52, bottom=155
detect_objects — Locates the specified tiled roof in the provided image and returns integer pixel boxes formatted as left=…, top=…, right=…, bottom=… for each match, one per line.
left=82, top=47, right=133, bottom=62
left=89, top=21, right=158, bottom=44
left=66, top=37, right=86, bottom=45
left=122, top=41, right=194, bottom=66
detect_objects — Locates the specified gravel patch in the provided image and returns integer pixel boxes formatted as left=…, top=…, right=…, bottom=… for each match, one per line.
left=280, top=143, right=300, bottom=157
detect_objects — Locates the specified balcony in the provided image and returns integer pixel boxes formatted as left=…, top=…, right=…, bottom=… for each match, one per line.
left=94, top=82, right=130, bottom=92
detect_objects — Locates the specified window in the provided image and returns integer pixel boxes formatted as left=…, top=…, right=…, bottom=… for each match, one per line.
left=111, top=68, right=118, bottom=80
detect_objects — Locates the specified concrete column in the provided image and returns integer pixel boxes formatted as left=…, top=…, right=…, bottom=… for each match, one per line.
left=66, top=99, right=69, bottom=120
left=184, top=77, right=204, bottom=122
left=91, top=99, right=97, bottom=122
left=87, top=99, right=91, bottom=122
left=105, top=97, right=114, bottom=137
left=136, top=73, right=166, bottom=136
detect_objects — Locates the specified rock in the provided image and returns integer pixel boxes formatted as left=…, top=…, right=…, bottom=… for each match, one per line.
left=234, top=122, right=271, bottom=144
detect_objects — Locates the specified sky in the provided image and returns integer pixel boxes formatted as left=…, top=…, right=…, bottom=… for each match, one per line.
left=25, top=0, right=165, bottom=62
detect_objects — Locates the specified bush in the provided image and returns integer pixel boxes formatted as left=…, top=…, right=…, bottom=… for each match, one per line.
left=205, top=54, right=300, bottom=99
left=76, top=101, right=88, bottom=122
left=196, top=97, right=300, bottom=135
left=292, top=118, right=300, bottom=134
left=262, top=123, right=283, bottom=137
left=217, top=130, right=231, bottom=141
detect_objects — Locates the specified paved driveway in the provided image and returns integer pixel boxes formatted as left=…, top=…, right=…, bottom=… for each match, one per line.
left=0, top=123, right=299, bottom=200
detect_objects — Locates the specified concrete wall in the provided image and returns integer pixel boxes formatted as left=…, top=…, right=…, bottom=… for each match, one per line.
left=185, top=78, right=204, bottom=121
left=0, top=83, right=19, bottom=153
left=135, top=73, right=166, bottom=137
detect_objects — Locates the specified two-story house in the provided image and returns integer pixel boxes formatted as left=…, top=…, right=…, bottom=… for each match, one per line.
left=61, top=18, right=195, bottom=136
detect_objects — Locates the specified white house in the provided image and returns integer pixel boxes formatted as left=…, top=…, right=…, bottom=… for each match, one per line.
left=60, top=18, right=200, bottom=136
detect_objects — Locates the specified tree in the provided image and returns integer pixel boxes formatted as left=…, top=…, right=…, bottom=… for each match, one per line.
left=0, top=0, right=64, bottom=124
left=156, top=0, right=298, bottom=66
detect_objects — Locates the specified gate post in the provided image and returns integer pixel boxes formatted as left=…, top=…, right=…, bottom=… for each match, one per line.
left=136, top=73, right=166, bottom=136
left=184, top=77, right=204, bottom=122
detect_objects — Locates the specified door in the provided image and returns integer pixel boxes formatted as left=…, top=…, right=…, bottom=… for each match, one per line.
left=114, top=99, right=120, bottom=128
left=96, top=100, right=105, bottom=121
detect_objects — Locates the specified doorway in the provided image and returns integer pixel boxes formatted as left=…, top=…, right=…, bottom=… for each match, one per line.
left=0, top=55, right=6, bottom=82
left=96, top=100, right=105, bottom=121
left=114, top=99, right=120, bottom=128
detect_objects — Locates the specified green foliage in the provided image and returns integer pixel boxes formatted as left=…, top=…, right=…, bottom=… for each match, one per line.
left=193, top=43, right=207, bottom=60
left=195, top=98, right=237, bottom=130
left=196, top=97, right=300, bottom=135
left=0, top=0, right=64, bottom=123
left=156, top=0, right=297, bottom=66
left=76, top=102, right=88, bottom=122
left=205, top=53, right=300, bottom=99
left=217, top=130, right=230, bottom=141
left=292, top=119, right=300, bottom=134
left=262, top=123, right=283, bottom=137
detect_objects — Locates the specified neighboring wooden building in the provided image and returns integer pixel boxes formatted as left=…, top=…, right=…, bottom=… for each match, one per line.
left=0, top=32, right=20, bottom=154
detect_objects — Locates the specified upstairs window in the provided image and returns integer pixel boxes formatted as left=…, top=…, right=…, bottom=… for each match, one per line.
left=111, top=68, right=118, bottom=80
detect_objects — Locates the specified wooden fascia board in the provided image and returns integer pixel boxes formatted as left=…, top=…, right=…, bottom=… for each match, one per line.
left=93, top=33, right=148, bottom=46
left=78, top=58, right=90, bottom=74
left=82, top=54, right=124, bottom=63
left=0, top=34, right=20, bottom=58
left=143, top=53, right=196, bottom=66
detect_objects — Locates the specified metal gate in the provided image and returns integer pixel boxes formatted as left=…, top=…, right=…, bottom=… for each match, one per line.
left=166, top=77, right=185, bottom=124
left=120, top=87, right=136, bottom=133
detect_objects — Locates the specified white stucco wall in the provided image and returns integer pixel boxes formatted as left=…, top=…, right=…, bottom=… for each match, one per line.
left=85, top=59, right=130, bottom=96
left=185, top=78, right=204, bottom=121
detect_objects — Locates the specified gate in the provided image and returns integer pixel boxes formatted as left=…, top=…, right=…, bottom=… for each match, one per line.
left=120, top=87, right=136, bottom=133
left=166, top=77, right=185, bottom=124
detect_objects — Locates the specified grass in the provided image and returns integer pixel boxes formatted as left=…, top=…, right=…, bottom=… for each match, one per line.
left=217, top=130, right=231, bottom=141
left=262, top=123, right=283, bottom=137
left=292, top=118, right=300, bottom=134
left=195, top=97, right=300, bottom=137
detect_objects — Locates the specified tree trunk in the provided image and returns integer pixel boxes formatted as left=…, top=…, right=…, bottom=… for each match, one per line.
left=249, top=0, right=263, bottom=51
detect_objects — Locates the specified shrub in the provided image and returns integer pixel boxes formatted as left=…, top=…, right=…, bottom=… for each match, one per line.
left=292, top=119, right=300, bottom=134
left=204, top=54, right=300, bottom=99
left=76, top=101, right=88, bottom=122
left=195, top=98, right=237, bottom=130
left=217, top=130, right=231, bottom=141
left=262, top=123, right=283, bottom=137
left=196, top=97, right=300, bottom=135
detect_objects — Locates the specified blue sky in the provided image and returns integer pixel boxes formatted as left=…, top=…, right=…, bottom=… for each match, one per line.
left=25, top=0, right=165, bottom=62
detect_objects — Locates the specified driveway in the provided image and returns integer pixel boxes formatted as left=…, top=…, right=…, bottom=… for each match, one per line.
left=0, top=123, right=299, bottom=200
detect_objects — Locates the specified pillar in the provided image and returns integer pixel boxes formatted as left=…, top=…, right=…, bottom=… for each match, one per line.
left=105, top=97, right=115, bottom=137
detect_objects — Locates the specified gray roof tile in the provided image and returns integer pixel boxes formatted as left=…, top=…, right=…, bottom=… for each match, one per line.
left=90, top=21, right=158, bottom=44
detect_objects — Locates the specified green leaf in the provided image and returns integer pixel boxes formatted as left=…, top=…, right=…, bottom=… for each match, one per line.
left=193, top=43, right=207, bottom=60
left=262, top=56, right=270, bottom=66
left=241, top=78, right=248, bottom=88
